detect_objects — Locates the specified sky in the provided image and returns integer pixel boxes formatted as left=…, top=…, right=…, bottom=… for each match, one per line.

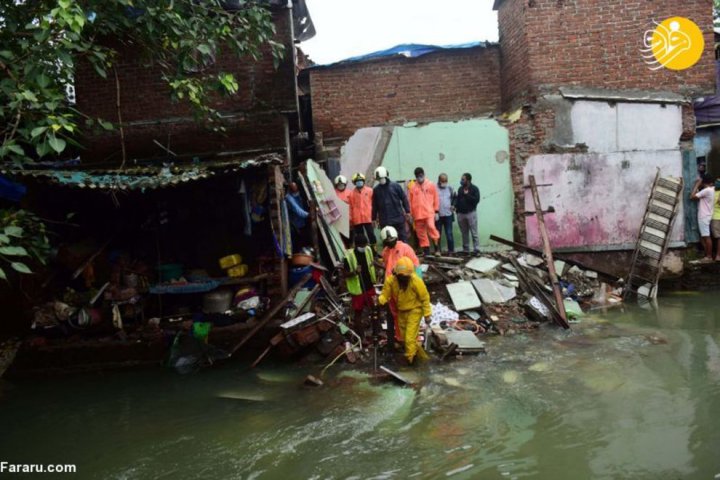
left=301, top=0, right=499, bottom=65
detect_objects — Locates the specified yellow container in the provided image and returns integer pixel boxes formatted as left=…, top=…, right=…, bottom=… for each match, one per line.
left=219, top=254, right=243, bottom=270
left=227, top=264, right=248, bottom=278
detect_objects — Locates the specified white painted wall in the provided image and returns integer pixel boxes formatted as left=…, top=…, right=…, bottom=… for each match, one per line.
left=570, top=101, right=682, bottom=153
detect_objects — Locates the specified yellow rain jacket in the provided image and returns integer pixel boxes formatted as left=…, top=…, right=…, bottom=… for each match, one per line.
left=378, top=271, right=432, bottom=363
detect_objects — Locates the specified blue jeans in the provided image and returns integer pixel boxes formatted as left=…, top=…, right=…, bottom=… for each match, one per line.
left=435, top=215, right=455, bottom=252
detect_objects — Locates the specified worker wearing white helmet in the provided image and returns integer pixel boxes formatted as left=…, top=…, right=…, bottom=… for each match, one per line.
left=372, top=166, right=411, bottom=242
left=379, top=225, right=420, bottom=343
left=334, top=174, right=351, bottom=204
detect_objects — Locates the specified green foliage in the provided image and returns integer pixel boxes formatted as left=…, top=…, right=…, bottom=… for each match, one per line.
left=0, top=209, right=52, bottom=281
left=0, top=0, right=284, bottom=164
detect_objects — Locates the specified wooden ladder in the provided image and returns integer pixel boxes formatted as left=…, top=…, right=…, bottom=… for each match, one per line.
left=624, top=170, right=683, bottom=300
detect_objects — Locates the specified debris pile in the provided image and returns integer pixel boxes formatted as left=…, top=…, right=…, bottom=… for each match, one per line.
left=244, top=235, right=625, bottom=379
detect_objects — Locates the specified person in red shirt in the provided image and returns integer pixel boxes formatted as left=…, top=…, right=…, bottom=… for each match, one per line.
left=348, top=172, right=375, bottom=245
left=380, top=226, right=420, bottom=343
left=408, top=167, right=440, bottom=255
left=334, top=175, right=351, bottom=204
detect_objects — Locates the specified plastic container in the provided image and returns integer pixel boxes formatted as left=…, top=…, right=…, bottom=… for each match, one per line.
left=227, top=264, right=249, bottom=278
left=289, top=265, right=315, bottom=288
left=202, top=289, right=233, bottom=314
left=158, top=263, right=183, bottom=282
left=219, top=254, right=243, bottom=270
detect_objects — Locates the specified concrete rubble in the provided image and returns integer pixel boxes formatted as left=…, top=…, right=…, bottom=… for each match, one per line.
left=242, top=237, right=627, bottom=384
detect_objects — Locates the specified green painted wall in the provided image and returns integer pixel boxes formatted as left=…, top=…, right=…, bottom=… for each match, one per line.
left=382, top=119, right=513, bottom=251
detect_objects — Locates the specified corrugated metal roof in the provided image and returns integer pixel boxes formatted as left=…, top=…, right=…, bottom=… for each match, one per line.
left=0, top=153, right=283, bottom=192
left=308, top=41, right=496, bottom=70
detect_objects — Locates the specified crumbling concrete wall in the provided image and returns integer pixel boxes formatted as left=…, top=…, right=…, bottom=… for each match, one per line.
left=309, top=46, right=502, bottom=140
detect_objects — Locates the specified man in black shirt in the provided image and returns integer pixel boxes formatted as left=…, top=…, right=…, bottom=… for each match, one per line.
left=453, top=172, right=481, bottom=253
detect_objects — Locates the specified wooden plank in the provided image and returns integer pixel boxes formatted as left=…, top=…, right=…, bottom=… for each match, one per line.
left=525, top=175, right=569, bottom=329
left=271, top=165, right=288, bottom=296
left=298, top=172, right=337, bottom=265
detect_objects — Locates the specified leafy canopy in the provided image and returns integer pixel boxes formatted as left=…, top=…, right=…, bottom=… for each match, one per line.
left=0, top=0, right=284, bottom=164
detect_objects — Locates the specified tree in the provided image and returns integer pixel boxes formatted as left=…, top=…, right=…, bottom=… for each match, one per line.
left=0, top=0, right=284, bottom=165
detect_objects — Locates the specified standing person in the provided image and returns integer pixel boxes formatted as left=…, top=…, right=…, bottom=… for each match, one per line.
left=408, top=167, right=441, bottom=255
left=435, top=173, right=456, bottom=254
left=285, top=182, right=310, bottom=250
left=348, top=173, right=375, bottom=245
left=691, top=175, right=716, bottom=262
left=380, top=226, right=420, bottom=343
left=372, top=166, right=411, bottom=243
left=377, top=256, right=432, bottom=365
left=334, top=175, right=351, bottom=204
left=343, top=233, right=377, bottom=331
left=712, top=179, right=720, bottom=261
left=454, top=172, right=481, bottom=254
left=380, top=226, right=419, bottom=278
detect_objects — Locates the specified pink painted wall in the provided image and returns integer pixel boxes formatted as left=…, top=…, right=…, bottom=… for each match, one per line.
left=524, top=152, right=684, bottom=251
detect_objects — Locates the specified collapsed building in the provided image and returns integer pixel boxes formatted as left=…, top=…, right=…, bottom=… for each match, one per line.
left=304, top=0, right=717, bottom=277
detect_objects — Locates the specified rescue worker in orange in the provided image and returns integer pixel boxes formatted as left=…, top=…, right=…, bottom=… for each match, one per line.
left=380, top=226, right=419, bottom=343
left=408, top=167, right=441, bottom=255
left=348, top=172, right=375, bottom=244
left=380, top=226, right=419, bottom=279
left=334, top=175, right=351, bottom=204
left=378, top=256, right=431, bottom=365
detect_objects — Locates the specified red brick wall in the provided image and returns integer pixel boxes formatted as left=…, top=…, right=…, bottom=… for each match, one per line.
left=309, top=46, right=502, bottom=139
left=497, top=0, right=716, bottom=107
left=497, top=0, right=531, bottom=110
left=75, top=9, right=297, bottom=164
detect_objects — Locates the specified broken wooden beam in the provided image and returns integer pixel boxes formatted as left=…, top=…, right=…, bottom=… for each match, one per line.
left=489, top=235, right=619, bottom=282
left=423, top=255, right=464, bottom=265
left=230, top=273, right=313, bottom=357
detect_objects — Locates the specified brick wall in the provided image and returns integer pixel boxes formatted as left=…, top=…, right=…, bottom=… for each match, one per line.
left=497, top=0, right=531, bottom=110
left=497, top=0, right=716, bottom=246
left=309, top=46, right=502, bottom=139
left=75, top=9, right=297, bottom=164
left=497, top=0, right=716, bottom=107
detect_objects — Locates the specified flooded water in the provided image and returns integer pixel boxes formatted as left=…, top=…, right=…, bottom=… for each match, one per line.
left=1, top=292, right=719, bottom=479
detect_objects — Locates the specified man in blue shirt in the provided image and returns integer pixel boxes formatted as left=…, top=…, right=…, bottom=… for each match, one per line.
left=285, top=182, right=310, bottom=250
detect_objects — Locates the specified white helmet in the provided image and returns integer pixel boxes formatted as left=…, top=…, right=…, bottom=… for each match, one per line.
left=380, top=226, right=398, bottom=241
left=334, top=175, right=347, bottom=186
left=374, top=166, right=389, bottom=180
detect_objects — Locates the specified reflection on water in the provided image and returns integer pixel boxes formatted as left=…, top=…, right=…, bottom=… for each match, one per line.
left=1, top=293, right=719, bottom=479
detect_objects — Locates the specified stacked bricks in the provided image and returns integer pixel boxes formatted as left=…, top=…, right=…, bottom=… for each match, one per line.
left=309, top=46, right=502, bottom=140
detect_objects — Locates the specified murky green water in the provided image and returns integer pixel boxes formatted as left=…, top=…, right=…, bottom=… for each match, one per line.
left=1, top=292, right=719, bottom=479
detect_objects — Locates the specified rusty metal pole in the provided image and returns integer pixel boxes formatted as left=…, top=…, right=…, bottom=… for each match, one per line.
left=528, top=175, right=569, bottom=328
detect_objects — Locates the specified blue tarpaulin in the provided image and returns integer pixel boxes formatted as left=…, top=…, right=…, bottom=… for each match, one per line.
left=694, top=61, right=720, bottom=125
left=310, top=41, right=494, bottom=69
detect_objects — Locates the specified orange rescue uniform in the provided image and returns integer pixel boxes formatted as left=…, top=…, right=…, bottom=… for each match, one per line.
left=335, top=188, right=351, bottom=204
left=408, top=180, right=440, bottom=248
left=348, top=187, right=373, bottom=226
